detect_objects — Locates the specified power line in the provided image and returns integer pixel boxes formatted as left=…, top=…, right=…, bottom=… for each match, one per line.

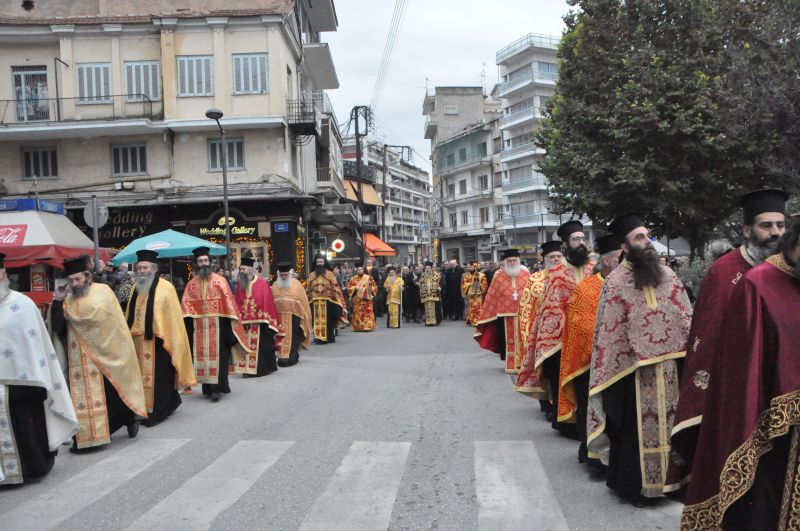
left=370, top=0, right=409, bottom=112
left=371, top=113, right=431, bottom=169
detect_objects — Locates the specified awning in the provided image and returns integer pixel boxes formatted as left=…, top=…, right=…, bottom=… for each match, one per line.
left=364, top=232, right=395, bottom=257
left=344, top=180, right=384, bottom=207
left=0, top=210, right=111, bottom=268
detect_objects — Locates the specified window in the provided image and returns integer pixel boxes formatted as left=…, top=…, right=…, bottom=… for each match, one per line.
left=13, top=65, right=49, bottom=121
left=444, top=105, right=458, bottom=115
left=77, top=63, right=111, bottom=103
left=459, top=180, right=467, bottom=195
left=125, top=61, right=160, bottom=101
left=458, top=148, right=467, bottom=162
left=446, top=153, right=455, bottom=167
left=496, top=205, right=504, bottom=220
left=208, top=138, right=245, bottom=171
left=480, top=207, right=490, bottom=223
left=21, top=147, right=57, bottom=179
left=460, top=211, right=469, bottom=225
left=112, top=144, right=147, bottom=176
left=449, top=213, right=457, bottom=228
left=447, top=183, right=455, bottom=198
left=537, top=62, right=558, bottom=80
left=507, top=165, right=533, bottom=182
left=478, top=175, right=489, bottom=190
left=177, top=56, right=213, bottom=97
left=477, top=142, right=488, bottom=157
left=232, top=54, right=269, bottom=95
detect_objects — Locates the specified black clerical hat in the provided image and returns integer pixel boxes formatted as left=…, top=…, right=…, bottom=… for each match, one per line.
left=424, top=261, right=433, bottom=267
left=136, top=249, right=159, bottom=263
left=0, top=253, right=5, bottom=269
left=355, top=262, right=364, bottom=268
left=540, top=241, right=562, bottom=257
left=192, top=247, right=211, bottom=259
left=63, top=256, right=88, bottom=276
left=557, top=220, right=584, bottom=241
left=277, top=261, right=291, bottom=272
left=386, top=266, right=396, bottom=272
left=595, top=234, right=622, bottom=255
left=740, top=189, right=788, bottom=225
left=609, top=213, right=645, bottom=240
left=240, top=257, right=255, bottom=267
left=500, top=248, right=520, bottom=260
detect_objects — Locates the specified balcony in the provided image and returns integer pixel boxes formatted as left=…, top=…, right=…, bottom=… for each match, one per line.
left=442, top=189, right=492, bottom=205
left=500, top=141, right=543, bottom=162
left=424, top=116, right=437, bottom=139
left=316, top=166, right=345, bottom=197
left=496, top=33, right=561, bottom=64
left=304, top=43, right=339, bottom=90
left=495, top=71, right=558, bottom=98
left=0, top=94, right=163, bottom=140
left=500, top=105, right=543, bottom=129
left=436, top=155, right=492, bottom=176
left=287, top=99, right=321, bottom=136
left=502, top=174, right=548, bottom=192
left=387, top=234, right=419, bottom=243
left=498, top=212, right=564, bottom=227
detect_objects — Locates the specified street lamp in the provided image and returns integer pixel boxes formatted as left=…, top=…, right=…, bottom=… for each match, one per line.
left=205, top=108, right=231, bottom=270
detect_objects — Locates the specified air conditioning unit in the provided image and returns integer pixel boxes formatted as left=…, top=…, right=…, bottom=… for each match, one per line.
left=432, top=220, right=441, bottom=227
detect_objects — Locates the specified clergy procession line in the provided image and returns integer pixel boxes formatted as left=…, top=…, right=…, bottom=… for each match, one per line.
left=473, top=189, right=800, bottom=530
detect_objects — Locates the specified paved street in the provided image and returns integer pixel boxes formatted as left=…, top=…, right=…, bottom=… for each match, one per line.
left=0, top=320, right=681, bottom=530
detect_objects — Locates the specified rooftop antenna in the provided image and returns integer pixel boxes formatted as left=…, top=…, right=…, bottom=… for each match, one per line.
left=481, top=63, right=487, bottom=96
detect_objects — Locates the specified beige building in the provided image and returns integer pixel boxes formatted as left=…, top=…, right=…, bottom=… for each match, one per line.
left=0, top=0, right=349, bottom=274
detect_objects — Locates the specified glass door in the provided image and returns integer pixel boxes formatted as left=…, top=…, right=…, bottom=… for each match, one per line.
left=12, top=66, right=50, bottom=121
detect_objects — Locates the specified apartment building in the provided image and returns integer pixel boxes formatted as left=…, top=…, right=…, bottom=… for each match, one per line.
left=493, top=33, right=592, bottom=253
left=342, top=137, right=432, bottom=265
left=0, top=0, right=349, bottom=273
left=422, top=86, right=501, bottom=263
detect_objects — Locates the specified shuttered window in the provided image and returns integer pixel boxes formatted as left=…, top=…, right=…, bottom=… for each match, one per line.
left=125, top=61, right=160, bottom=101
left=232, top=54, right=269, bottom=94
left=208, top=138, right=245, bottom=171
left=77, top=63, right=111, bottom=103
left=22, top=147, right=58, bottom=179
left=177, top=56, right=213, bottom=97
left=112, top=144, right=147, bottom=176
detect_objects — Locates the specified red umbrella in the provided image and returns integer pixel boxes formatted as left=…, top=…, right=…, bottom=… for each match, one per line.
left=0, top=210, right=111, bottom=268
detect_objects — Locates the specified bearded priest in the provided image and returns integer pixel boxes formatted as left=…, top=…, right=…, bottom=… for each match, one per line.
left=271, top=262, right=310, bottom=367
left=474, top=249, right=531, bottom=371
left=515, top=221, right=593, bottom=433
left=126, top=250, right=195, bottom=424
left=347, top=262, right=378, bottom=332
left=52, top=256, right=146, bottom=450
left=419, top=261, right=444, bottom=326
left=232, top=257, right=282, bottom=377
left=306, top=254, right=348, bottom=343
left=461, top=261, right=487, bottom=327
left=383, top=266, right=404, bottom=329
left=182, top=248, right=250, bottom=401
left=586, top=213, right=692, bottom=504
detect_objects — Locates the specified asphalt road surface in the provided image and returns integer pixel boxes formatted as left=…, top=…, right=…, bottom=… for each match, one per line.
left=0, top=319, right=682, bottom=530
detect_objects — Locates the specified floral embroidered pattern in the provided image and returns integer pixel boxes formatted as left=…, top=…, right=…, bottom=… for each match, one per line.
left=693, top=370, right=710, bottom=390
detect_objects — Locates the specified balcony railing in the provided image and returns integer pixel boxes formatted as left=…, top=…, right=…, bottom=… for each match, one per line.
left=496, top=70, right=558, bottom=96
left=437, top=154, right=491, bottom=174
left=500, top=105, right=543, bottom=126
left=312, top=91, right=339, bottom=129
left=500, top=141, right=539, bottom=159
left=442, top=189, right=491, bottom=204
left=502, top=174, right=548, bottom=191
left=0, top=94, right=162, bottom=124
left=499, top=212, right=564, bottom=225
left=496, top=33, right=560, bottom=63
left=287, top=99, right=320, bottom=136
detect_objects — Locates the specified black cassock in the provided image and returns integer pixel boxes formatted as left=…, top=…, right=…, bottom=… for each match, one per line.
left=250, top=323, right=279, bottom=375
left=314, top=301, right=342, bottom=344
left=148, top=337, right=182, bottom=423
left=6, top=385, right=56, bottom=480
left=184, top=316, right=238, bottom=394
left=279, top=315, right=303, bottom=367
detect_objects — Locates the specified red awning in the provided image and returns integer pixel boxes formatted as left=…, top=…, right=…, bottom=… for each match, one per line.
left=0, top=210, right=111, bottom=268
left=364, top=232, right=395, bottom=257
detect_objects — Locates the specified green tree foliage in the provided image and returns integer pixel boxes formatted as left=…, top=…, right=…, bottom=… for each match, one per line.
left=538, top=0, right=800, bottom=258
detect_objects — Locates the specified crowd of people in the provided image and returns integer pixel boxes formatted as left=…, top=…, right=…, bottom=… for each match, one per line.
left=474, top=189, right=799, bottom=529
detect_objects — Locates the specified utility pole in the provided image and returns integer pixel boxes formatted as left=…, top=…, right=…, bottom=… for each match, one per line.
left=351, top=105, right=371, bottom=263
left=381, top=144, right=412, bottom=244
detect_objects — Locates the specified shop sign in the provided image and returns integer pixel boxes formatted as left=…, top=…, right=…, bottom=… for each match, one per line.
left=30, top=271, right=47, bottom=292
left=274, top=222, right=289, bottom=233
left=0, top=224, right=28, bottom=246
left=199, top=216, right=256, bottom=237
left=99, top=210, right=155, bottom=240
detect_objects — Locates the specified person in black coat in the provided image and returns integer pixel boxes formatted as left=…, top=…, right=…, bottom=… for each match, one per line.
left=444, top=259, right=464, bottom=320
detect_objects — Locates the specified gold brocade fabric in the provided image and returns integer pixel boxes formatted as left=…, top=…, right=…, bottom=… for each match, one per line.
left=347, top=274, right=377, bottom=331
left=384, top=276, right=404, bottom=305
left=516, top=270, right=548, bottom=371
left=461, top=271, right=487, bottom=326
left=419, top=272, right=441, bottom=303
left=64, top=283, right=147, bottom=448
left=129, top=279, right=195, bottom=407
left=272, top=278, right=312, bottom=357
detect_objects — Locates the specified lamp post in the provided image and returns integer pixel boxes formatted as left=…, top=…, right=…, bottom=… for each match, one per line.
left=206, top=108, right=231, bottom=270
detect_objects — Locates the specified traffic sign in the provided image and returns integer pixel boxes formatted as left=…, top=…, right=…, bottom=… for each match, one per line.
left=83, top=200, right=109, bottom=228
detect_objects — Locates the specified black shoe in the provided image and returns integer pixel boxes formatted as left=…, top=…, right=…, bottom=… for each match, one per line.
left=127, top=421, right=140, bottom=438
left=211, top=393, right=220, bottom=402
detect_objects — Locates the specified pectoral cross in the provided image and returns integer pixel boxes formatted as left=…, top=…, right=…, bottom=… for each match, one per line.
left=512, top=291, right=518, bottom=301
left=511, top=277, right=518, bottom=301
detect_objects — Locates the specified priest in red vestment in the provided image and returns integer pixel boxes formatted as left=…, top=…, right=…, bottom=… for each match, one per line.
left=667, top=189, right=788, bottom=495
left=586, top=213, right=692, bottom=504
left=474, top=248, right=530, bottom=370
left=233, top=257, right=282, bottom=376
left=515, top=221, right=593, bottom=434
left=678, top=220, right=800, bottom=530
left=182, top=247, right=251, bottom=401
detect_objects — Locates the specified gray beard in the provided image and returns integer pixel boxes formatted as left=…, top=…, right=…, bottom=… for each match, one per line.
left=238, top=272, right=254, bottom=286
left=69, top=283, right=90, bottom=298
left=196, top=265, right=212, bottom=279
left=135, top=272, right=155, bottom=295
left=745, top=235, right=778, bottom=264
left=275, top=277, right=292, bottom=289
left=503, top=264, right=521, bottom=277
left=0, top=278, right=10, bottom=301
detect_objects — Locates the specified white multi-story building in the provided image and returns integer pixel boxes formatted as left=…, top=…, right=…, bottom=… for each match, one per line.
left=493, top=33, right=592, bottom=251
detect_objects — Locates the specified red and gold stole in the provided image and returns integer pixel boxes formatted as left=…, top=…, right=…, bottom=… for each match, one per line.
left=233, top=276, right=283, bottom=374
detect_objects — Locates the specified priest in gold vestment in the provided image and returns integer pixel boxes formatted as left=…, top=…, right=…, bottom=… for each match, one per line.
left=347, top=262, right=378, bottom=332
left=271, top=262, right=311, bottom=367
left=306, top=254, right=348, bottom=343
left=461, top=261, right=487, bottom=327
left=419, top=261, right=443, bottom=326
left=383, top=266, right=404, bottom=328
left=127, top=250, right=195, bottom=424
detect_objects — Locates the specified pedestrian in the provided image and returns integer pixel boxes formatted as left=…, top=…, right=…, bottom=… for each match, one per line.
left=306, top=254, right=348, bottom=343
left=366, top=258, right=384, bottom=317
left=0, top=253, right=78, bottom=485
left=271, top=262, right=311, bottom=367
left=445, top=259, right=464, bottom=320
left=347, top=262, right=377, bottom=332
left=232, top=257, right=282, bottom=376
left=383, top=266, right=404, bottom=328
left=51, top=256, right=145, bottom=451
left=127, top=250, right=195, bottom=424
left=182, top=247, right=250, bottom=401
left=418, top=261, right=443, bottom=326
left=586, top=213, right=692, bottom=505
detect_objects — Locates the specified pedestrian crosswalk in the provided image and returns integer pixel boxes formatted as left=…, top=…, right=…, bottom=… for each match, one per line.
left=0, top=438, right=592, bottom=530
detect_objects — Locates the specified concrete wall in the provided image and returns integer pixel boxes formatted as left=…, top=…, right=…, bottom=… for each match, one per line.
left=0, top=0, right=290, bottom=18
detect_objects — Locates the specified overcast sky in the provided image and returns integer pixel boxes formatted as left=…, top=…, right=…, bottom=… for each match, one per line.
left=324, top=0, right=572, bottom=173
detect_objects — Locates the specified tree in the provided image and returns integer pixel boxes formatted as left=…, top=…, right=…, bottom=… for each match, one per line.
left=538, top=0, right=799, bottom=258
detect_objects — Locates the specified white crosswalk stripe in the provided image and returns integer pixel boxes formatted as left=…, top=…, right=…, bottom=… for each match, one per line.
left=474, top=440, right=569, bottom=531
left=128, top=440, right=294, bottom=531
left=299, top=441, right=411, bottom=531
left=0, top=438, right=190, bottom=531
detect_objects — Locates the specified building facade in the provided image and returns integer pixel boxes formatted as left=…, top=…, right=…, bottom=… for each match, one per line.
left=0, top=0, right=350, bottom=277
left=493, top=33, right=592, bottom=255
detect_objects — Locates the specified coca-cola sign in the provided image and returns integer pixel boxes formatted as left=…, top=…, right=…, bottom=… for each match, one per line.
left=0, top=224, right=28, bottom=247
